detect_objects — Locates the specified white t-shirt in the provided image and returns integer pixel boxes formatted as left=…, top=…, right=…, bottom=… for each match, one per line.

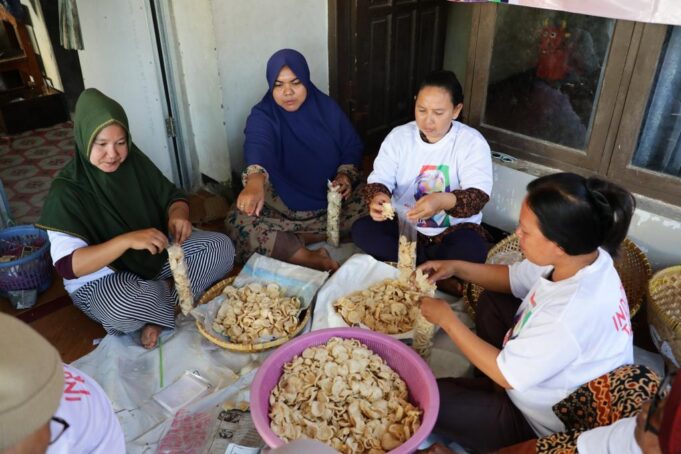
left=367, top=121, right=492, bottom=236
left=576, top=416, right=642, bottom=454
left=47, top=364, right=125, bottom=454
left=498, top=248, right=634, bottom=436
left=47, top=230, right=113, bottom=294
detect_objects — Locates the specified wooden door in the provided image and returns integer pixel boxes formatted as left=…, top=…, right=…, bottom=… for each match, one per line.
left=332, top=0, right=448, bottom=152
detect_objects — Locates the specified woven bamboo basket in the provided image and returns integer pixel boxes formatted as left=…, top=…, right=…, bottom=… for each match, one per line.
left=195, top=276, right=311, bottom=352
left=463, top=235, right=651, bottom=319
left=647, top=266, right=681, bottom=370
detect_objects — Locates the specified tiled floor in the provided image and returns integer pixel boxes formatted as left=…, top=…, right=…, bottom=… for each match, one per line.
left=0, top=121, right=74, bottom=225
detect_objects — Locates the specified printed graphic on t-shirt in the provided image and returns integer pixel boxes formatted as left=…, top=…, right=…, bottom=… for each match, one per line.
left=612, top=285, right=632, bottom=336
left=63, top=368, right=91, bottom=402
left=414, top=164, right=451, bottom=228
left=502, top=291, right=538, bottom=347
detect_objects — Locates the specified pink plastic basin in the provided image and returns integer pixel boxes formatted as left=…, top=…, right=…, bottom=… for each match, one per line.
left=250, top=327, right=440, bottom=453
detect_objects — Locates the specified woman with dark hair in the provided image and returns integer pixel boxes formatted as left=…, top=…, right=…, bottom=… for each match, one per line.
left=225, top=49, right=366, bottom=271
left=352, top=70, right=492, bottom=294
left=416, top=172, right=636, bottom=452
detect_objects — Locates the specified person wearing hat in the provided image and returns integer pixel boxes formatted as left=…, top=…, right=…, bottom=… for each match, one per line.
left=0, top=314, right=124, bottom=453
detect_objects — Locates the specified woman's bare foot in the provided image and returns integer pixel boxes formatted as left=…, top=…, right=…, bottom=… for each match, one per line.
left=140, top=324, right=162, bottom=349
left=289, top=247, right=339, bottom=272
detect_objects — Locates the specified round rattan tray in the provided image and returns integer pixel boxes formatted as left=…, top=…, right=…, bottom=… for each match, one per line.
left=195, top=276, right=311, bottom=352
left=463, top=235, right=651, bottom=319
left=647, top=265, right=681, bottom=370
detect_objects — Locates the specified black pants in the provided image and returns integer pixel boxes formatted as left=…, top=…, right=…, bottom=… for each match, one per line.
left=351, top=216, right=488, bottom=264
left=434, top=291, right=536, bottom=453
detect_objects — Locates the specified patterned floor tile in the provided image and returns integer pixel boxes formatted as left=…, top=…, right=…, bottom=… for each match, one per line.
left=1, top=122, right=74, bottom=225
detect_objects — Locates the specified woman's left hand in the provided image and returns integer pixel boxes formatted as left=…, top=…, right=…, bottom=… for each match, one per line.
left=407, top=193, right=456, bottom=222
left=332, top=173, right=352, bottom=200
left=168, top=201, right=192, bottom=244
left=419, top=296, right=455, bottom=325
left=168, top=217, right=192, bottom=245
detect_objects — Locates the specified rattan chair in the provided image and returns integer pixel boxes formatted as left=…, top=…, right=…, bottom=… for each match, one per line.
left=647, top=266, right=681, bottom=370
left=463, top=235, right=652, bottom=319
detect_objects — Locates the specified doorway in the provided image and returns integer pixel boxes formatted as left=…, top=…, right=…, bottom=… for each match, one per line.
left=330, top=0, right=449, bottom=153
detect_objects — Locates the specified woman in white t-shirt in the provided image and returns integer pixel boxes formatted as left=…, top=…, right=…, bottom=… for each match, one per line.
left=417, top=172, right=636, bottom=452
left=352, top=70, right=493, bottom=295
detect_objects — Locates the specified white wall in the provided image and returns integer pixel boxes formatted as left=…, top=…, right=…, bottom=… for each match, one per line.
left=484, top=161, right=681, bottom=270
left=210, top=0, right=329, bottom=172
left=76, top=0, right=177, bottom=182
left=164, top=0, right=231, bottom=186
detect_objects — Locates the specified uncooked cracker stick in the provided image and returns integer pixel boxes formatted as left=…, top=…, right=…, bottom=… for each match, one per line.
left=381, top=202, right=395, bottom=220
left=412, top=311, right=435, bottom=360
left=326, top=180, right=342, bottom=247
left=411, top=268, right=436, bottom=360
left=413, top=268, right=436, bottom=295
left=397, top=235, right=417, bottom=283
left=167, top=244, right=194, bottom=315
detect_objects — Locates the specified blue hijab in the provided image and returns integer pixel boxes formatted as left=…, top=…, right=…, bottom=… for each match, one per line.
left=244, top=49, right=363, bottom=211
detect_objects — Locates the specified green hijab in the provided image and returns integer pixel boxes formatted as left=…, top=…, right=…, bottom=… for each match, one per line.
left=37, top=88, right=186, bottom=279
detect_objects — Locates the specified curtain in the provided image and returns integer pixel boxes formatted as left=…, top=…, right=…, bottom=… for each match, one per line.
left=633, top=27, right=681, bottom=177
left=58, top=0, right=83, bottom=50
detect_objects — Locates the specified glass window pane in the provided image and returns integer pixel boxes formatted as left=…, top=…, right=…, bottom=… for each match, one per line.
left=632, top=26, right=681, bottom=178
left=483, top=6, right=615, bottom=150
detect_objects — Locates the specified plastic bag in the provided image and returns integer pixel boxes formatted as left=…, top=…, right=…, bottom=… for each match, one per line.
left=326, top=180, right=342, bottom=247
left=157, top=407, right=219, bottom=454
left=152, top=370, right=213, bottom=414
left=394, top=204, right=418, bottom=281
left=192, top=253, right=329, bottom=343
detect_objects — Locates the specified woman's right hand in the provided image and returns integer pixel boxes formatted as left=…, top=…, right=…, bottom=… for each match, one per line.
left=369, top=193, right=392, bottom=221
left=418, top=260, right=459, bottom=283
left=124, top=228, right=169, bottom=254
left=237, top=174, right=266, bottom=216
left=420, top=296, right=456, bottom=325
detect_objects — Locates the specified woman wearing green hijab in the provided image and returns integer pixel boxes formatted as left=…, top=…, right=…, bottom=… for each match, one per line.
left=37, top=88, right=235, bottom=349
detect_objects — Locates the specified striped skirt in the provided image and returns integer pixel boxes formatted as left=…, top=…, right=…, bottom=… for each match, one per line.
left=71, top=230, right=234, bottom=335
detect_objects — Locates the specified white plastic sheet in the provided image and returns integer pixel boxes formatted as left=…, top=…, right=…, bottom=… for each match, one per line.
left=234, top=253, right=328, bottom=308
left=312, top=253, right=476, bottom=378
left=71, top=316, right=266, bottom=453
left=193, top=253, right=328, bottom=344
left=312, top=253, right=445, bottom=338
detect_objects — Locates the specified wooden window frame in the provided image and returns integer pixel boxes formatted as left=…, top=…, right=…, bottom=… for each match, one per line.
left=605, top=23, right=681, bottom=205
left=465, top=4, right=681, bottom=206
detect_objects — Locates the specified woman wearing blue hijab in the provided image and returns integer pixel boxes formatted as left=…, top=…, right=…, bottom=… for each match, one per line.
left=226, top=49, right=366, bottom=270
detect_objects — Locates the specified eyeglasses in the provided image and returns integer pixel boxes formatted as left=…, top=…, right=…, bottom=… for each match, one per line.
left=49, top=417, right=70, bottom=445
left=644, top=370, right=677, bottom=435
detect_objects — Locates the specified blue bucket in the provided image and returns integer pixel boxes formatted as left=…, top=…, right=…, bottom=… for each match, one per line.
left=0, top=225, right=52, bottom=295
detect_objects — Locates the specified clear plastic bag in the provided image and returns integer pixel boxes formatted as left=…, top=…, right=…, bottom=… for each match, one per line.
left=192, top=253, right=328, bottom=343
left=326, top=180, right=342, bottom=247
left=152, top=370, right=213, bottom=414
left=394, top=204, right=418, bottom=281
left=157, top=406, right=219, bottom=454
